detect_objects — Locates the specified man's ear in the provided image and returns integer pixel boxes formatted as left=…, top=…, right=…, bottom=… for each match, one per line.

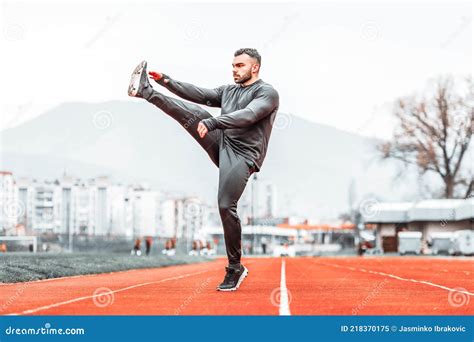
left=252, top=64, right=260, bottom=74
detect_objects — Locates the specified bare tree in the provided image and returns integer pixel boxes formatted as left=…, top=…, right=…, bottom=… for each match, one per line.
left=379, top=76, right=473, bottom=199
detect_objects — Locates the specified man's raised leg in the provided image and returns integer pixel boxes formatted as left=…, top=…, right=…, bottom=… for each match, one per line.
left=147, top=90, right=221, bottom=166
left=128, top=60, right=221, bottom=166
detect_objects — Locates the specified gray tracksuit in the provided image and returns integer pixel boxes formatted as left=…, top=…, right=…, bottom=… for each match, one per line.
left=147, top=75, right=279, bottom=265
left=157, top=75, right=279, bottom=172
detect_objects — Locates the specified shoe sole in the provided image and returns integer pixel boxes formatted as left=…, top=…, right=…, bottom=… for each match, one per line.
left=128, top=60, right=147, bottom=97
left=216, top=266, right=249, bottom=292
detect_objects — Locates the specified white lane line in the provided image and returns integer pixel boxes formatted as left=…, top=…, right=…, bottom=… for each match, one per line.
left=316, top=261, right=474, bottom=296
left=279, top=259, right=291, bottom=316
left=7, top=268, right=217, bottom=316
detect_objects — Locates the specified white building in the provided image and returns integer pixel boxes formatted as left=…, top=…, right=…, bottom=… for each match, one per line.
left=263, top=183, right=277, bottom=218
left=31, top=180, right=62, bottom=233
left=108, top=184, right=134, bottom=237
left=366, top=198, right=473, bottom=252
left=62, top=176, right=134, bottom=236
left=159, top=198, right=179, bottom=238
left=17, top=177, right=36, bottom=232
left=72, top=180, right=95, bottom=235
left=181, top=197, right=205, bottom=241
left=3, top=173, right=208, bottom=240
left=157, top=196, right=206, bottom=240
left=239, top=177, right=278, bottom=223
left=0, top=171, right=19, bottom=234
left=132, top=188, right=160, bottom=237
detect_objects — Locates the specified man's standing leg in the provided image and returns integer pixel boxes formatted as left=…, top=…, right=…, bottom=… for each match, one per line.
left=216, top=145, right=254, bottom=291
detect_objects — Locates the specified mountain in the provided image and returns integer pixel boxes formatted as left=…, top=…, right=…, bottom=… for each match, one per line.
left=0, top=100, right=421, bottom=218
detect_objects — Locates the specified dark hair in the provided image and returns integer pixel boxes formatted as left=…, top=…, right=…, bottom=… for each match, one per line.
left=234, top=48, right=261, bottom=65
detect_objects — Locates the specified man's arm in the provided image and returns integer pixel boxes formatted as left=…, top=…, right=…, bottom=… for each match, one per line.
left=152, top=72, right=225, bottom=107
left=200, top=87, right=279, bottom=131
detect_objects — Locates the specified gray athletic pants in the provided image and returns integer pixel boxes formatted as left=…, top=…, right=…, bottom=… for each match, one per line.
left=146, top=90, right=255, bottom=267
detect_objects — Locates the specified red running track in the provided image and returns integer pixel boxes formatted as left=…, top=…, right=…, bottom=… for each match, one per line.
left=0, top=257, right=472, bottom=315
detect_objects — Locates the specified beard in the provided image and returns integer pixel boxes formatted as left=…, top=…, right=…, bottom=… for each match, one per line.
left=234, top=69, right=252, bottom=84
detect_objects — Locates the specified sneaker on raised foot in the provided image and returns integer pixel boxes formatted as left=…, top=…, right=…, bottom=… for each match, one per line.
left=128, top=60, right=153, bottom=99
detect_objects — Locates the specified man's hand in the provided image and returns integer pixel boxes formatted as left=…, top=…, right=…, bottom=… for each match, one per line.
left=197, top=121, right=208, bottom=138
left=148, top=71, right=169, bottom=83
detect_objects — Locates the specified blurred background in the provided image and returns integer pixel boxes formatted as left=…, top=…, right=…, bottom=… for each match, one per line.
left=0, top=0, right=472, bottom=260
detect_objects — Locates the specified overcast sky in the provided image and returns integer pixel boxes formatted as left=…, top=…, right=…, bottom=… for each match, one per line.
left=1, top=0, right=472, bottom=138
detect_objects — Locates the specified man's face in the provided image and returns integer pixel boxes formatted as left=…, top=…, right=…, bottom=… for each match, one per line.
left=232, top=54, right=259, bottom=84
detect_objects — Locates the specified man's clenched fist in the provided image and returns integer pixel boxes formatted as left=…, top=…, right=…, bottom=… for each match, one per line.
left=148, top=71, right=167, bottom=82
left=197, top=121, right=209, bottom=138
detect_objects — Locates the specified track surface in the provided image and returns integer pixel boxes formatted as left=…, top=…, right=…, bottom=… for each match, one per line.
left=1, top=257, right=473, bottom=315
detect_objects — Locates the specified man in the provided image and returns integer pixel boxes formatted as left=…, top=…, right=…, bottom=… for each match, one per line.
left=128, top=48, right=279, bottom=291
left=145, top=236, right=153, bottom=256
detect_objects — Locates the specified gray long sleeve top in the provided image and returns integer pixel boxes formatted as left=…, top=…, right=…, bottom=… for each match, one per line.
left=156, top=75, right=279, bottom=172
